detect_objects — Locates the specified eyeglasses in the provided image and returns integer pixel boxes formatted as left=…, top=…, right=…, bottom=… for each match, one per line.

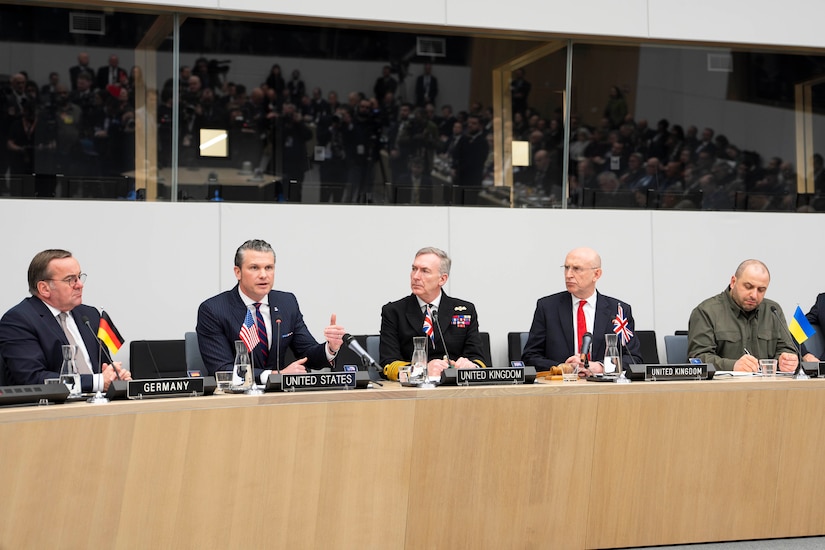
left=46, top=273, right=87, bottom=286
left=561, top=265, right=599, bottom=274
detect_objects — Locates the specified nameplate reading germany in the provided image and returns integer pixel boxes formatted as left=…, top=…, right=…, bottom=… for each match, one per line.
left=456, top=368, right=525, bottom=386
left=281, top=372, right=357, bottom=391
left=645, top=364, right=708, bottom=381
left=127, top=377, right=204, bottom=399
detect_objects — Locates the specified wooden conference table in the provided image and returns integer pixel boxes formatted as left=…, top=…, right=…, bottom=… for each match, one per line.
left=1, top=376, right=824, bottom=549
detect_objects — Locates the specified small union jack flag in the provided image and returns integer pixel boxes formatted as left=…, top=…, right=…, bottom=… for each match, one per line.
left=612, top=304, right=634, bottom=345
left=423, top=305, right=435, bottom=347
left=239, top=308, right=260, bottom=353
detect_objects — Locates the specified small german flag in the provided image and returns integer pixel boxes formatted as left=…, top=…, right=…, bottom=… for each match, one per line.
left=97, top=311, right=124, bottom=357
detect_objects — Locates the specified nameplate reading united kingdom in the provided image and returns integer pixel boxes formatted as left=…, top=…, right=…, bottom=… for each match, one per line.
left=127, top=377, right=205, bottom=399
left=645, top=364, right=708, bottom=381
left=455, top=367, right=526, bottom=386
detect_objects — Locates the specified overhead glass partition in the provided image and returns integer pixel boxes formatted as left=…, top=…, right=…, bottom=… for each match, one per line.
left=4, top=2, right=825, bottom=212
left=567, top=43, right=825, bottom=212
left=0, top=4, right=171, bottom=200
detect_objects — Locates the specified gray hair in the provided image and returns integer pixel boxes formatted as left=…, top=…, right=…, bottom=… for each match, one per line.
left=234, top=239, right=275, bottom=268
left=415, top=247, right=451, bottom=275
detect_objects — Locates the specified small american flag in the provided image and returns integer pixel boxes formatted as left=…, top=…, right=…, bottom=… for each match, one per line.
left=239, top=308, right=260, bottom=352
left=612, top=304, right=634, bottom=345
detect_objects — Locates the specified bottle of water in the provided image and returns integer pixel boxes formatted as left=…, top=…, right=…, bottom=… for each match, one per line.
left=604, top=334, right=622, bottom=376
left=411, top=336, right=428, bottom=383
left=234, top=340, right=252, bottom=388
left=59, top=344, right=82, bottom=396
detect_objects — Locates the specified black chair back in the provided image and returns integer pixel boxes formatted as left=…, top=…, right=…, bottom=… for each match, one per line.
left=130, top=340, right=187, bottom=379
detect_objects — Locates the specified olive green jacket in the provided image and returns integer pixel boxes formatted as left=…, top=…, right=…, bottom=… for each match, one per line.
left=687, top=289, right=797, bottom=370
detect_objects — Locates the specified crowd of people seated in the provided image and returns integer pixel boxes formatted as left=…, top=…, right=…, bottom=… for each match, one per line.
left=2, top=53, right=822, bottom=210
left=512, top=84, right=821, bottom=211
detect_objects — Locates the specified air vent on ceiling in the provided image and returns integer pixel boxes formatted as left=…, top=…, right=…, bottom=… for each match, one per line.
left=70, top=12, right=105, bottom=36
left=707, top=53, right=733, bottom=73
left=417, top=37, right=446, bottom=57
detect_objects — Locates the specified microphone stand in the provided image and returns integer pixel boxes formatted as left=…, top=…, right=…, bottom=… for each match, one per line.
left=81, top=315, right=110, bottom=404
left=432, top=308, right=452, bottom=367
left=771, top=306, right=808, bottom=380
left=342, top=333, right=383, bottom=386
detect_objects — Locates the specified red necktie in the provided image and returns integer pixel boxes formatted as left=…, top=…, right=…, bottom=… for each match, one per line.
left=576, top=300, right=587, bottom=354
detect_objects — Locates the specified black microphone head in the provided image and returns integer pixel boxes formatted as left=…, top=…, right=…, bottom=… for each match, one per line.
left=343, top=333, right=354, bottom=344
left=770, top=305, right=778, bottom=314
left=580, top=332, right=593, bottom=354
left=81, top=315, right=90, bottom=325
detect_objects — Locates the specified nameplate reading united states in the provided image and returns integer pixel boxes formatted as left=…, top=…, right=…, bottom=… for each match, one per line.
left=282, top=372, right=357, bottom=391
left=645, top=364, right=708, bottom=381
left=127, top=377, right=205, bottom=399
left=456, top=367, right=526, bottom=386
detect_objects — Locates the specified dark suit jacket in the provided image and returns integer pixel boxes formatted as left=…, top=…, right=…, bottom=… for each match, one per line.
left=802, top=293, right=825, bottom=355
left=0, top=297, right=103, bottom=390
left=521, top=290, right=643, bottom=371
left=379, top=293, right=486, bottom=370
left=96, top=66, right=127, bottom=90
left=414, top=74, right=439, bottom=107
left=196, top=285, right=329, bottom=380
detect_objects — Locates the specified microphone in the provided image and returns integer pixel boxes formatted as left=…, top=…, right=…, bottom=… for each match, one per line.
left=275, top=318, right=282, bottom=375
left=579, top=332, right=592, bottom=369
left=82, top=315, right=119, bottom=380
left=342, top=333, right=383, bottom=386
left=770, top=305, right=806, bottom=378
left=343, top=333, right=379, bottom=367
left=431, top=307, right=451, bottom=365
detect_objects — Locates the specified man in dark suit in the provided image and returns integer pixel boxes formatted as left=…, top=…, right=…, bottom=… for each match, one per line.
left=0, top=249, right=131, bottom=390
left=802, top=293, right=825, bottom=361
left=96, top=54, right=127, bottom=91
left=69, top=52, right=93, bottom=92
left=380, top=247, right=487, bottom=381
left=522, top=247, right=642, bottom=374
left=414, top=63, right=439, bottom=108
left=196, top=239, right=346, bottom=383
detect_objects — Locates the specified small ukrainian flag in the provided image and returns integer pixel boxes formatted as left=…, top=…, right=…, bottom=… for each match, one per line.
left=789, top=306, right=816, bottom=344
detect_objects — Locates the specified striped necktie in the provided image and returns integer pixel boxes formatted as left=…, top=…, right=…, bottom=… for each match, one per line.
left=58, top=312, right=93, bottom=374
left=423, top=304, right=435, bottom=348
left=254, top=303, right=269, bottom=361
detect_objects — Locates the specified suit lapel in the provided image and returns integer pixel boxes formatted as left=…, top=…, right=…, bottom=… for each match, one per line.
left=71, top=308, right=100, bottom=370
left=593, top=292, right=612, bottom=342
left=558, top=294, right=575, bottom=356
left=405, top=295, right=425, bottom=336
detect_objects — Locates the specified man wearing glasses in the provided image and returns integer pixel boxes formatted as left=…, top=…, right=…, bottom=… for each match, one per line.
left=522, top=247, right=643, bottom=375
left=0, top=249, right=131, bottom=390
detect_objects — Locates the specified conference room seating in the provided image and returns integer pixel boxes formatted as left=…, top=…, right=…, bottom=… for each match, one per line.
left=184, top=331, right=207, bottom=376
left=635, top=330, right=660, bottom=363
left=507, top=331, right=529, bottom=363
left=129, top=339, right=188, bottom=379
left=664, top=334, right=689, bottom=364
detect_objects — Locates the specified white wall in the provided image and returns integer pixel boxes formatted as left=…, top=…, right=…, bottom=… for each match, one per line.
left=86, top=0, right=825, bottom=50
left=0, top=200, right=819, bottom=369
